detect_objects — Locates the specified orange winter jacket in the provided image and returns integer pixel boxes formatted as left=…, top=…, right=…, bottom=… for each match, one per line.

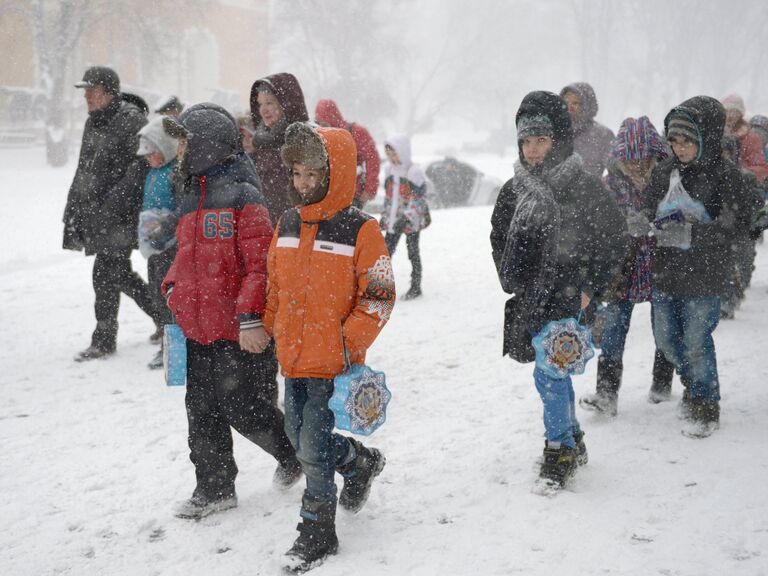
left=264, top=127, right=396, bottom=379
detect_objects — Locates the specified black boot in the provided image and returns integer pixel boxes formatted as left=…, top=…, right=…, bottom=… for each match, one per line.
left=677, top=377, right=693, bottom=420
left=579, top=357, right=622, bottom=416
left=283, top=496, right=338, bottom=573
left=648, top=350, right=674, bottom=403
left=534, top=441, right=577, bottom=493
left=573, top=430, right=588, bottom=467
left=681, top=399, right=720, bottom=438
left=337, top=438, right=386, bottom=513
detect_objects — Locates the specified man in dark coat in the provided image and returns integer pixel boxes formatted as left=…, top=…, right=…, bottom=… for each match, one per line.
left=63, top=66, right=158, bottom=361
left=640, top=96, right=751, bottom=438
left=560, top=82, right=615, bottom=178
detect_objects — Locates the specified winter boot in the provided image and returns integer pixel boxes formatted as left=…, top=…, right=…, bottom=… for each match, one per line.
left=573, top=430, right=588, bottom=467
left=283, top=496, right=339, bottom=573
left=677, top=379, right=693, bottom=420
left=273, top=457, right=303, bottom=490
left=148, top=348, right=164, bottom=370
left=149, top=325, right=164, bottom=344
left=579, top=357, right=621, bottom=416
left=174, top=488, right=237, bottom=520
left=74, top=344, right=115, bottom=362
left=681, top=399, right=720, bottom=439
left=534, top=441, right=577, bottom=493
left=648, top=350, right=674, bottom=403
left=402, top=284, right=422, bottom=300
left=337, top=438, right=386, bottom=513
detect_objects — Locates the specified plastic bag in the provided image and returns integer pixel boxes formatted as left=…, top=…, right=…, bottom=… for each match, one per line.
left=138, top=209, right=177, bottom=259
left=656, top=169, right=712, bottom=224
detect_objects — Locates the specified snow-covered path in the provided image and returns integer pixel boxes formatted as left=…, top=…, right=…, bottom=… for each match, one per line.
left=2, top=148, right=767, bottom=576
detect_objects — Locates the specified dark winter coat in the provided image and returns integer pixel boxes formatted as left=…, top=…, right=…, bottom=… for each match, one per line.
left=63, top=95, right=149, bottom=255
left=491, top=91, right=627, bottom=362
left=162, top=104, right=273, bottom=345
left=643, top=95, right=751, bottom=297
left=560, top=82, right=614, bottom=178
left=249, top=73, right=309, bottom=224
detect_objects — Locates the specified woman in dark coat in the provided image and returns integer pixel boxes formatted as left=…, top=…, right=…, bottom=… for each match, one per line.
left=490, top=91, right=627, bottom=491
left=249, top=73, right=309, bottom=225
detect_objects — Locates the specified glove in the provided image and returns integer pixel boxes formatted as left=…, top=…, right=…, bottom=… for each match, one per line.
left=626, top=211, right=651, bottom=238
left=653, top=222, right=692, bottom=249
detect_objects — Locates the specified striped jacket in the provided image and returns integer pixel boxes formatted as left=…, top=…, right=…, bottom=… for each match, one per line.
left=264, top=127, right=395, bottom=379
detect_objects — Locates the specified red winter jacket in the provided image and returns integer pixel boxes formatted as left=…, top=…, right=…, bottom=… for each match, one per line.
left=162, top=155, right=273, bottom=344
left=315, top=99, right=381, bottom=203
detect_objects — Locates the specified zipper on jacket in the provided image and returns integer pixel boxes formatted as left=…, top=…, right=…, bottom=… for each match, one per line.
left=193, top=176, right=207, bottom=336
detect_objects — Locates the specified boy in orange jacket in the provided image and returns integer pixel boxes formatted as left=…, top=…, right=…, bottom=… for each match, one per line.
left=264, top=122, right=395, bottom=573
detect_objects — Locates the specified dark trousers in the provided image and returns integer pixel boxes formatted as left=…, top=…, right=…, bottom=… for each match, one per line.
left=384, top=226, right=422, bottom=288
left=185, top=339, right=296, bottom=498
left=91, top=251, right=158, bottom=350
left=147, top=247, right=176, bottom=326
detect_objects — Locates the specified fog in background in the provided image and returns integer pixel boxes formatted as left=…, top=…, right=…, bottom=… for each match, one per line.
left=271, top=0, right=768, bottom=151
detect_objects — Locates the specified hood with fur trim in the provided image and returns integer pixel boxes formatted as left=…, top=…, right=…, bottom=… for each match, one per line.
left=295, top=126, right=357, bottom=222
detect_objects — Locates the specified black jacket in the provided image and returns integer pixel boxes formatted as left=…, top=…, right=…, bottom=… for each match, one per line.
left=63, top=95, right=149, bottom=255
left=644, top=96, right=750, bottom=297
left=491, top=91, right=627, bottom=361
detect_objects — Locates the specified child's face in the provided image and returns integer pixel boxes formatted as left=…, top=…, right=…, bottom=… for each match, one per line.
left=146, top=151, right=167, bottom=168
left=385, top=146, right=401, bottom=165
left=257, top=91, right=284, bottom=128
left=669, top=135, right=699, bottom=164
left=621, top=158, right=655, bottom=181
left=292, top=163, right=326, bottom=201
left=521, top=135, right=554, bottom=166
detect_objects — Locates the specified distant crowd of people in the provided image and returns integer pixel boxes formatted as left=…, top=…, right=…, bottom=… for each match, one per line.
left=61, top=64, right=768, bottom=571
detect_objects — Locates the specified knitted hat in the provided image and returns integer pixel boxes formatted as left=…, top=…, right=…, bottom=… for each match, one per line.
left=749, top=114, right=768, bottom=131
left=280, top=122, right=328, bottom=170
left=74, top=66, right=120, bottom=95
left=721, top=94, right=746, bottom=115
left=517, top=114, right=554, bottom=141
left=137, top=116, right=179, bottom=163
left=666, top=112, right=700, bottom=144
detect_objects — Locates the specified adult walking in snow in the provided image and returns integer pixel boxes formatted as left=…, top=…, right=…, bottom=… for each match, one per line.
left=161, top=104, right=301, bottom=520
left=315, top=99, right=381, bottom=209
left=490, top=91, right=627, bottom=492
left=639, top=96, right=751, bottom=438
left=380, top=134, right=430, bottom=300
left=721, top=94, right=768, bottom=185
left=579, top=117, right=676, bottom=416
left=560, top=82, right=615, bottom=178
left=63, top=66, right=161, bottom=361
left=268, top=123, right=395, bottom=572
left=249, top=73, right=309, bottom=225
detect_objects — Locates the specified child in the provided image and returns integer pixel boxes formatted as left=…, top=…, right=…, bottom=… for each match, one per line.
left=578, top=116, right=676, bottom=415
left=161, top=103, right=301, bottom=520
left=380, top=134, right=430, bottom=300
left=265, top=122, right=395, bottom=572
left=490, top=91, right=626, bottom=492
left=642, top=96, right=751, bottom=438
left=136, top=116, right=179, bottom=369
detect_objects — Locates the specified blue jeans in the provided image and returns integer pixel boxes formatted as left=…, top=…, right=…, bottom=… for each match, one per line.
left=284, top=378, right=354, bottom=502
left=599, top=300, right=635, bottom=361
left=651, top=291, right=721, bottom=402
left=533, top=367, right=581, bottom=448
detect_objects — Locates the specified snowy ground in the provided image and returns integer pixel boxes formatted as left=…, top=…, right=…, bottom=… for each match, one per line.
left=2, top=147, right=767, bottom=576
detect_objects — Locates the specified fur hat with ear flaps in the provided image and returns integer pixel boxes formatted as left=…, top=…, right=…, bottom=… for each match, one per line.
left=280, top=122, right=328, bottom=170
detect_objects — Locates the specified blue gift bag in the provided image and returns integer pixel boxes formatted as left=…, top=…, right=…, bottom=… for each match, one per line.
left=329, top=364, right=391, bottom=436
left=532, top=317, right=595, bottom=379
left=163, top=323, right=187, bottom=387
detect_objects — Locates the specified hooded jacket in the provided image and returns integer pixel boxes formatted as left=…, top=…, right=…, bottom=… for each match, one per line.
left=63, top=94, right=149, bottom=255
left=161, top=103, right=273, bottom=345
left=315, top=99, right=381, bottom=203
left=380, top=134, right=429, bottom=234
left=644, top=95, right=750, bottom=297
left=264, top=126, right=395, bottom=379
left=491, top=91, right=627, bottom=361
left=560, top=82, right=614, bottom=178
left=249, top=73, right=309, bottom=224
